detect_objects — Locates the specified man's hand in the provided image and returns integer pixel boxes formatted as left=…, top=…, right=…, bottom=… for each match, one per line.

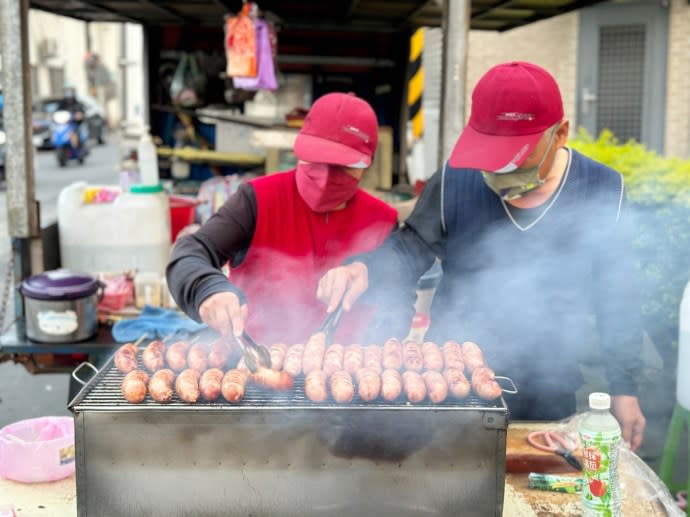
left=611, top=395, right=645, bottom=451
left=198, top=291, right=248, bottom=338
left=317, top=262, right=369, bottom=312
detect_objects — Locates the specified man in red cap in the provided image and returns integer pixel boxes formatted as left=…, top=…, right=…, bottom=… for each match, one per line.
left=167, top=92, right=397, bottom=345
left=318, top=62, right=646, bottom=450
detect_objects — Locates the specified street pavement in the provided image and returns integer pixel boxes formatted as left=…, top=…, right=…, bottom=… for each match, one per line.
left=0, top=139, right=121, bottom=427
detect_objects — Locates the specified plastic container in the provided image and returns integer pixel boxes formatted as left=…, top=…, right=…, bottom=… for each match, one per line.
left=97, top=273, right=134, bottom=311
left=678, top=280, right=690, bottom=409
left=58, top=181, right=171, bottom=276
left=169, top=195, right=197, bottom=242
left=135, top=272, right=162, bottom=308
left=20, top=269, right=101, bottom=343
left=160, top=277, right=177, bottom=309
left=138, top=128, right=160, bottom=186
left=0, top=417, right=75, bottom=483
left=579, top=392, right=622, bottom=517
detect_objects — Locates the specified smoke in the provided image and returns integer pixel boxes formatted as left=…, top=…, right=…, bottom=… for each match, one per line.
left=417, top=187, right=644, bottom=412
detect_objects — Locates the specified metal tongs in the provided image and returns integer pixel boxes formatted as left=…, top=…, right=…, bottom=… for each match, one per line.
left=235, top=330, right=272, bottom=373
left=315, top=301, right=345, bottom=346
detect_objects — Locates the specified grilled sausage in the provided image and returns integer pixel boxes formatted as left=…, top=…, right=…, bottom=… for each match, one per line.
left=199, top=368, right=224, bottom=401
left=114, top=343, right=138, bottom=373
left=221, top=369, right=250, bottom=403
left=186, top=343, right=209, bottom=372
left=142, top=340, right=166, bottom=372
left=442, top=340, right=465, bottom=371
left=444, top=367, right=471, bottom=399
left=322, top=344, right=344, bottom=377
left=402, top=370, right=427, bottom=404
left=121, top=369, right=149, bottom=403
left=471, top=367, right=502, bottom=401
left=422, top=341, right=444, bottom=372
left=251, top=367, right=293, bottom=391
left=329, top=370, right=354, bottom=404
left=283, top=344, right=305, bottom=377
left=207, top=340, right=232, bottom=369
left=382, top=338, right=403, bottom=371
left=363, top=345, right=383, bottom=374
left=461, top=341, right=486, bottom=374
left=402, top=341, right=424, bottom=373
left=422, top=371, right=448, bottom=404
left=304, top=370, right=328, bottom=403
left=381, top=369, right=403, bottom=402
left=356, top=367, right=381, bottom=402
left=269, top=343, right=289, bottom=371
left=303, top=333, right=326, bottom=375
left=343, top=344, right=364, bottom=375
left=148, top=369, right=176, bottom=403
left=166, top=341, right=191, bottom=372
left=175, top=368, right=201, bottom=403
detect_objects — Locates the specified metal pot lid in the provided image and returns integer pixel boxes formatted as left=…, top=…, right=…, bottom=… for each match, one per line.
left=21, top=268, right=100, bottom=300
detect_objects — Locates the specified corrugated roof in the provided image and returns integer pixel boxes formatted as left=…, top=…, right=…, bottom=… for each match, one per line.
left=29, top=0, right=606, bottom=32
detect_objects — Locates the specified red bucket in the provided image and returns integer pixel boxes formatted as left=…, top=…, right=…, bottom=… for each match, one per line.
left=169, top=195, right=197, bottom=242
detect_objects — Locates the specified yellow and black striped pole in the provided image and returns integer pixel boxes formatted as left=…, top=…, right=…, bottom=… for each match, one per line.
left=407, top=28, right=424, bottom=141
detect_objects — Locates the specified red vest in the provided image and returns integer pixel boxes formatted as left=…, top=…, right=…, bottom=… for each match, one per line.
left=229, top=170, right=397, bottom=345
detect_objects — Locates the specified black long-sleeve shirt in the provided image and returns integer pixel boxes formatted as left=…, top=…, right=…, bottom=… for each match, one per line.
left=166, top=183, right=257, bottom=321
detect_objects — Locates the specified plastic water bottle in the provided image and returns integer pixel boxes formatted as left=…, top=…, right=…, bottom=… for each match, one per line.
left=138, top=127, right=160, bottom=186
left=579, top=392, right=622, bottom=517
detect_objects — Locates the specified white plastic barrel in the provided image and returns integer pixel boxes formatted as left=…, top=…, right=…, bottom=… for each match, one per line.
left=677, top=279, right=690, bottom=409
left=58, top=182, right=171, bottom=276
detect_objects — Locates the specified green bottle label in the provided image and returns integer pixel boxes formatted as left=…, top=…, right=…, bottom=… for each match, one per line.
left=579, top=428, right=621, bottom=517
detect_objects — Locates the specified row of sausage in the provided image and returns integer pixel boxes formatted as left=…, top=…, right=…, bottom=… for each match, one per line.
left=113, top=336, right=503, bottom=404
left=120, top=366, right=292, bottom=404
left=120, top=362, right=501, bottom=405
left=114, top=336, right=492, bottom=380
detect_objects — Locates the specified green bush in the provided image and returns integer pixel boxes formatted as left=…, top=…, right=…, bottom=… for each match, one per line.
left=570, top=128, right=690, bottom=360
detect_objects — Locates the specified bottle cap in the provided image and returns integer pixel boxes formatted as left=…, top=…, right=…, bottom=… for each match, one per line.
left=130, top=183, right=163, bottom=194
left=589, top=392, right=611, bottom=410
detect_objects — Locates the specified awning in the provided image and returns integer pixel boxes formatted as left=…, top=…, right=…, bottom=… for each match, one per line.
left=29, top=0, right=606, bottom=32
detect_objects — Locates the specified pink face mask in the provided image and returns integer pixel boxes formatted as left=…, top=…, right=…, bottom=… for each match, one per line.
left=295, top=162, right=360, bottom=213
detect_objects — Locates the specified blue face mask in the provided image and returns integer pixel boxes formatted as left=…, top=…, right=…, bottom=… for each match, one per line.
left=481, top=126, right=558, bottom=201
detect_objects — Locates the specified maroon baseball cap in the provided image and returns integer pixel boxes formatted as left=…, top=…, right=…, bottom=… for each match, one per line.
left=294, top=92, right=378, bottom=168
left=449, top=61, right=564, bottom=172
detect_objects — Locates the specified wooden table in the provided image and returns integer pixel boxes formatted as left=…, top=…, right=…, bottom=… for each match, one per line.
left=506, top=423, right=679, bottom=516
left=0, top=423, right=679, bottom=517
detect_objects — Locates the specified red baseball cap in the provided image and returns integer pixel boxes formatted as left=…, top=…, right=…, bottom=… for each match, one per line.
left=294, top=92, right=378, bottom=168
left=449, top=61, right=563, bottom=172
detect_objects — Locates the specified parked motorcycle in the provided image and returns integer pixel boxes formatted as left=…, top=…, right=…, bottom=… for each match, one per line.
left=51, top=110, right=89, bottom=166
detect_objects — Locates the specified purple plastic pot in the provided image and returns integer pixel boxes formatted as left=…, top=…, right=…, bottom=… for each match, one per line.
left=20, top=269, right=102, bottom=343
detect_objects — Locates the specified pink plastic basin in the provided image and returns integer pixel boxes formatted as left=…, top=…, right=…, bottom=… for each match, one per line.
left=0, top=416, right=75, bottom=483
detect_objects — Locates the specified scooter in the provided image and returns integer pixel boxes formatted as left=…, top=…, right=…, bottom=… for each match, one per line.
left=51, top=110, right=89, bottom=167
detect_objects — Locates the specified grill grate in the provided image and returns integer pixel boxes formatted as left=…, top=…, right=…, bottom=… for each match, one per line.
left=72, top=355, right=505, bottom=412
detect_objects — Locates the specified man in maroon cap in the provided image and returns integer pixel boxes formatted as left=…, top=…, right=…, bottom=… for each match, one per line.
left=318, top=62, right=646, bottom=450
left=167, top=92, right=397, bottom=345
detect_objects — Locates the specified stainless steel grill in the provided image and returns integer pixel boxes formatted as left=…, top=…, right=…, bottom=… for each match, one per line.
left=70, top=354, right=508, bottom=517
left=73, top=356, right=505, bottom=411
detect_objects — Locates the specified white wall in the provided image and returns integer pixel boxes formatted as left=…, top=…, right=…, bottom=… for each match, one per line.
left=19, top=11, right=145, bottom=129
left=28, top=10, right=88, bottom=99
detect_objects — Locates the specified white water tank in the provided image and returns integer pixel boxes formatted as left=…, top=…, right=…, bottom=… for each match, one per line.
left=58, top=182, right=171, bottom=276
left=678, top=279, right=690, bottom=409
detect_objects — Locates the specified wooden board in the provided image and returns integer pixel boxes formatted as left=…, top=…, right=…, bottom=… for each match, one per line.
left=506, top=426, right=583, bottom=474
